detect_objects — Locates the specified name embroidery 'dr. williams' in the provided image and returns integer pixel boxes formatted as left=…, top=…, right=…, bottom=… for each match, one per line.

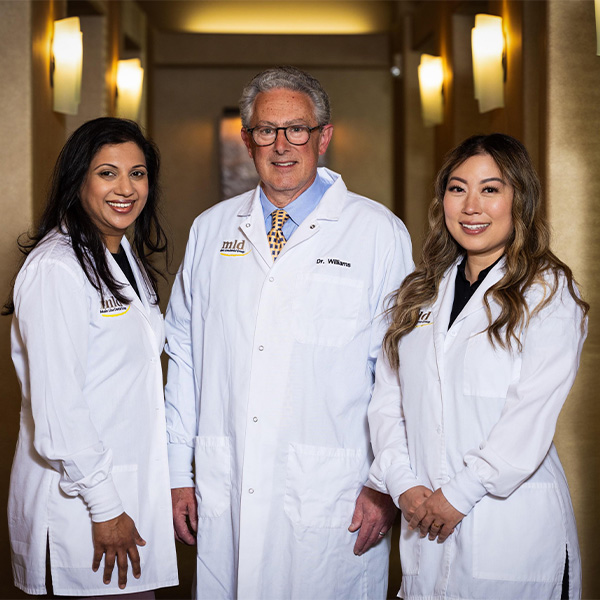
left=416, top=310, right=433, bottom=327
left=100, top=297, right=129, bottom=317
left=315, top=257, right=351, bottom=268
left=220, top=239, right=251, bottom=257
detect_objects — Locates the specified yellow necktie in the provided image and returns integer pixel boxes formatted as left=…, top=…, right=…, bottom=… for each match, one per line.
left=267, top=209, right=290, bottom=260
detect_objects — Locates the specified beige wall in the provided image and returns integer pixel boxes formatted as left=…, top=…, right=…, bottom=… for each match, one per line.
left=546, top=0, right=600, bottom=592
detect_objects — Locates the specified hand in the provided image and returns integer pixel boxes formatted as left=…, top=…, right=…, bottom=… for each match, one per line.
left=348, top=486, right=398, bottom=556
left=408, top=488, right=465, bottom=543
left=92, top=512, right=145, bottom=589
left=398, top=485, right=433, bottom=522
left=171, top=487, right=198, bottom=545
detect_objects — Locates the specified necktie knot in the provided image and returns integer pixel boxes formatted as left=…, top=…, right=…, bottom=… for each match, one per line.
left=267, top=209, right=290, bottom=260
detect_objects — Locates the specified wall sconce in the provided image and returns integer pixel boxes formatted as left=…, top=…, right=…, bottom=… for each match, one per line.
left=595, top=0, right=600, bottom=55
left=51, top=17, right=83, bottom=115
left=418, top=54, right=444, bottom=127
left=471, top=14, right=505, bottom=113
left=116, top=59, right=144, bottom=121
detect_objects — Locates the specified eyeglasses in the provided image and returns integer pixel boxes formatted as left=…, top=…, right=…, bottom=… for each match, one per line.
left=246, top=125, right=322, bottom=147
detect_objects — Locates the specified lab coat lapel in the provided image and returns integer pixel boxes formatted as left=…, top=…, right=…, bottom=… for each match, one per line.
left=431, top=262, right=459, bottom=379
left=105, top=241, right=150, bottom=324
left=450, top=258, right=506, bottom=326
left=237, top=187, right=273, bottom=267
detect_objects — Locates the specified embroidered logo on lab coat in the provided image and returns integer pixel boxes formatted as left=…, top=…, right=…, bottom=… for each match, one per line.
left=220, top=239, right=251, bottom=256
left=100, top=297, right=130, bottom=317
left=416, top=310, right=432, bottom=327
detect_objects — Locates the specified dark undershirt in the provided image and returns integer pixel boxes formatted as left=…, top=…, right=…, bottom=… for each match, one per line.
left=111, top=245, right=141, bottom=300
left=448, top=256, right=502, bottom=329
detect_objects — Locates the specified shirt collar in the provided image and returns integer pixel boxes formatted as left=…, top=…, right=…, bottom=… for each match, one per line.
left=259, top=172, right=329, bottom=226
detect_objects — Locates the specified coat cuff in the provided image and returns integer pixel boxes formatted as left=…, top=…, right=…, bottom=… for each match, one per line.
left=168, top=443, right=195, bottom=489
left=80, top=476, right=124, bottom=523
left=369, top=464, right=424, bottom=509
left=441, top=466, right=488, bottom=516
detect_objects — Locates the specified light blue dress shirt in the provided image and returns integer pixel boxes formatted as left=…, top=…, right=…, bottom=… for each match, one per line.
left=259, top=172, right=333, bottom=240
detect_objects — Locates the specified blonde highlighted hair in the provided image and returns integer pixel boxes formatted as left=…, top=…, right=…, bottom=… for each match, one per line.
left=383, top=133, right=588, bottom=370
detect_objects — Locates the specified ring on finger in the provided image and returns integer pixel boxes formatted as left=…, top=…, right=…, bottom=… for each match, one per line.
left=378, top=531, right=386, bottom=537
left=431, top=522, right=442, bottom=529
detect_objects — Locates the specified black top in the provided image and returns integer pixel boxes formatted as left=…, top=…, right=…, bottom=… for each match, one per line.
left=111, top=245, right=141, bottom=301
left=448, top=256, right=502, bottom=329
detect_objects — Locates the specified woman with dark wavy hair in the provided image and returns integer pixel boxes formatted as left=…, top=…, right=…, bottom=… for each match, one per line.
left=368, top=133, right=588, bottom=599
left=5, top=117, right=177, bottom=596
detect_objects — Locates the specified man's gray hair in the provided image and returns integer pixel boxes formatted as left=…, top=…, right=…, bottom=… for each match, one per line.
left=239, top=66, right=331, bottom=128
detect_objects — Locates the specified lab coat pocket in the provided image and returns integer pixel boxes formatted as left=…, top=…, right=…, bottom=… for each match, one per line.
left=399, top=516, right=421, bottom=576
left=293, top=274, right=363, bottom=347
left=194, top=436, right=231, bottom=518
left=50, top=464, right=141, bottom=569
left=284, top=443, right=364, bottom=528
left=472, top=483, right=564, bottom=582
left=463, top=332, right=515, bottom=398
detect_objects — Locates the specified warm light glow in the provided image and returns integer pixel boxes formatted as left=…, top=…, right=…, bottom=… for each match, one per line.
left=52, top=17, right=83, bottom=115
left=418, top=54, right=444, bottom=127
left=185, top=1, right=388, bottom=34
left=116, top=59, right=144, bottom=121
left=595, top=0, right=600, bottom=55
left=471, top=14, right=505, bottom=113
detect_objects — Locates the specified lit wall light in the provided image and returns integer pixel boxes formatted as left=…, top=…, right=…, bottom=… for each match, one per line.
left=471, top=14, right=505, bottom=113
left=52, top=17, right=83, bottom=115
left=116, top=59, right=144, bottom=121
left=418, top=54, right=444, bottom=127
left=595, top=0, right=600, bottom=55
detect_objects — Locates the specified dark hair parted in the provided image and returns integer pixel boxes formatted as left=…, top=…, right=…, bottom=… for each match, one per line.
left=383, top=133, right=589, bottom=369
left=3, top=117, right=168, bottom=315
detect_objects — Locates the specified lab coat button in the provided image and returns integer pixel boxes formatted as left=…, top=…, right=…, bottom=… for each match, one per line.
left=258, top=345, right=264, bottom=351
left=269, top=277, right=274, bottom=282
left=248, top=488, right=254, bottom=494
left=436, top=426, right=443, bottom=435
left=253, top=416, right=258, bottom=422
left=309, top=224, right=316, bottom=229
left=245, top=223, right=251, bottom=228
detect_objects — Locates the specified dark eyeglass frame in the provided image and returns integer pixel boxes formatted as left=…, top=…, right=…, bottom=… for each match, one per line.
left=246, top=125, right=322, bottom=147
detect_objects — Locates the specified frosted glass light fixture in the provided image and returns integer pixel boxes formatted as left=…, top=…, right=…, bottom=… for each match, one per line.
left=471, top=14, right=505, bottom=113
left=418, top=54, right=444, bottom=127
left=595, top=0, right=600, bottom=56
left=116, top=59, right=144, bottom=121
left=52, top=17, right=83, bottom=115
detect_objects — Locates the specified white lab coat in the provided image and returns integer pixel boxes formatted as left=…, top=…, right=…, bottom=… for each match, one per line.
left=8, top=229, right=178, bottom=595
left=165, top=168, right=413, bottom=599
left=368, top=259, right=586, bottom=600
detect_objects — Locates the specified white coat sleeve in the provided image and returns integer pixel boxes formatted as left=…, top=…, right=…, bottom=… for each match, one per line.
left=368, top=350, right=427, bottom=506
left=13, top=260, right=123, bottom=522
left=364, top=215, right=415, bottom=499
left=366, top=216, right=414, bottom=374
left=442, top=286, right=587, bottom=516
left=164, top=224, right=199, bottom=489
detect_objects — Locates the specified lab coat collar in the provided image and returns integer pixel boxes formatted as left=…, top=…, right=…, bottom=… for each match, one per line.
left=237, top=167, right=346, bottom=220
left=105, top=237, right=152, bottom=322
left=236, top=168, right=347, bottom=266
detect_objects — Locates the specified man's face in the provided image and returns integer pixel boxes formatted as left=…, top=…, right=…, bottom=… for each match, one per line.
left=241, top=88, right=333, bottom=208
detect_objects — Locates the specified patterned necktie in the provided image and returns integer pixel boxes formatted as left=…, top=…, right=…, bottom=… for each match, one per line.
left=267, top=209, right=290, bottom=260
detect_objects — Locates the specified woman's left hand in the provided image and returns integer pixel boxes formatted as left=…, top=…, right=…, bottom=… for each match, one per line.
left=407, top=488, right=465, bottom=543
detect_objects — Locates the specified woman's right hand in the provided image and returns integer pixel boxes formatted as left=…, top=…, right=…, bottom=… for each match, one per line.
left=398, top=485, right=433, bottom=521
left=92, top=512, right=146, bottom=589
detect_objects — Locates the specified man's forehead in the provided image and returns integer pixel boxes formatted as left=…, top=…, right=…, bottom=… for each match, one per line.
left=253, top=88, right=316, bottom=117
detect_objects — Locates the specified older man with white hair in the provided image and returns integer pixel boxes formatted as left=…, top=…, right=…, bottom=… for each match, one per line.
left=165, top=66, right=413, bottom=599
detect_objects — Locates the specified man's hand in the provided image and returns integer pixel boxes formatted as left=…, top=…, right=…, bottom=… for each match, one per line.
left=408, top=488, right=465, bottom=543
left=398, top=485, right=433, bottom=522
left=348, top=486, right=397, bottom=556
left=172, top=487, right=198, bottom=545
left=92, top=512, right=145, bottom=589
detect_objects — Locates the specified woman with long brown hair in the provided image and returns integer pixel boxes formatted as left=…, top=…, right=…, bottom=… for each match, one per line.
left=368, top=133, right=587, bottom=599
